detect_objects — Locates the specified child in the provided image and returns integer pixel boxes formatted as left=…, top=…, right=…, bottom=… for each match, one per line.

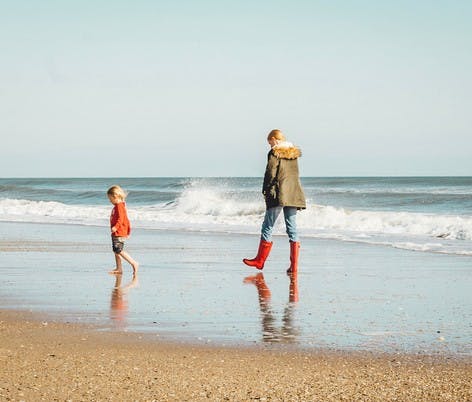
left=107, top=185, right=139, bottom=275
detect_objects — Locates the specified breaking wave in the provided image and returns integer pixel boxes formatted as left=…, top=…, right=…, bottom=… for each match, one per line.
left=1, top=183, right=472, bottom=257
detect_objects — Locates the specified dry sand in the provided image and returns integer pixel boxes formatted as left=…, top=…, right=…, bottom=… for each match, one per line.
left=0, top=310, right=470, bottom=402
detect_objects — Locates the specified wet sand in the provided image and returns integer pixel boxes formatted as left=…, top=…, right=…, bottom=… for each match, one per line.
left=2, top=221, right=471, bottom=354
left=1, top=310, right=471, bottom=401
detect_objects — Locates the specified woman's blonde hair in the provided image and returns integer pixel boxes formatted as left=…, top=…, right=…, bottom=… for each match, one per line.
left=267, top=129, right=286, bottom=141
left=107, top=185, right=127, bottom=200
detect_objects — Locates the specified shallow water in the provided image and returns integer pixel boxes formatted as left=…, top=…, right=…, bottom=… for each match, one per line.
left=0, top=221, right=471, bottom=355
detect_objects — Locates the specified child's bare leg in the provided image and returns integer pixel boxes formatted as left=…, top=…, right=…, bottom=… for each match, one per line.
left=118, top=251, right=139, bottom=275
left=109, top=253, right=123, bottom=274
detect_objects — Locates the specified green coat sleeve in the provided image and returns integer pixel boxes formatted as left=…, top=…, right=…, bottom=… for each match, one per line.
left=262, top=152, right=280, bottom=207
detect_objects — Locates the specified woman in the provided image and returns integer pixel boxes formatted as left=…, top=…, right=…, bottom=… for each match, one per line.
left=243, top=129, right=306, bottom=273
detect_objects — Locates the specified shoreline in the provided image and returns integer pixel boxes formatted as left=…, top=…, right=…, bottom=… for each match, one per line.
left=2, top=218, right=472, bottom=260
left=2, top=306, right=471, bottom=363
left=1, top=309, right=471, bottom=401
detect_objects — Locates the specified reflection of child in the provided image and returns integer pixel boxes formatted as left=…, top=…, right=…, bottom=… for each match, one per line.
left=107, top=185, right=139, bottom=275
left=110, top=274, right=127, bottom=323
left=110, top=274, right=139, bottom=324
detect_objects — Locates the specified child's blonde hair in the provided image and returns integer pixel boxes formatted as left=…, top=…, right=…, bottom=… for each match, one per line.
left=267, top=129, right=286, bottom=141
left=107, top=185, right=127, bottom=201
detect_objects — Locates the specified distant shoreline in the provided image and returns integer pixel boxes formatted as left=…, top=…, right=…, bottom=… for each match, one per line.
left=1, top=175, right=472, bottom=179
left=0, top=175, right=472, bottom=180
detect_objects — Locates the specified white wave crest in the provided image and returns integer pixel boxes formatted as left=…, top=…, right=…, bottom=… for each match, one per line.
left=174, top=187, right=264, bottom=217
left=1, top=197, right=471, bottom=241
left=0, top=198, right=109, bottom=225
left=301, top=205, right=472, bottom=240
left=1, top=197, right=472, bottom=255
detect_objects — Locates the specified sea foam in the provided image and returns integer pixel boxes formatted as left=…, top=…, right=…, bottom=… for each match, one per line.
left=302, top=205, right=472, bottom=241
left=1, top=191, right=472, bottom=255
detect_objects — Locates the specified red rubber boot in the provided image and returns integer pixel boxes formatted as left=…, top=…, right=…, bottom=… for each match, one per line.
left=286, top=241, right=300, bottom=274
left=243, top=240, right=273, bottom=270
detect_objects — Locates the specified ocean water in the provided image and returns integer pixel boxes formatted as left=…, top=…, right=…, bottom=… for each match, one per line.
left=1, top=177, right=472, bottom=256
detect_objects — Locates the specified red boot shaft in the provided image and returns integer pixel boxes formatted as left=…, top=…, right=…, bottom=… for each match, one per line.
left=243, top=240, right=273, bottom=270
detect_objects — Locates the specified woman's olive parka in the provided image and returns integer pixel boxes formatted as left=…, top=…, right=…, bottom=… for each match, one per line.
left=262, top=144, right=306, bottom=210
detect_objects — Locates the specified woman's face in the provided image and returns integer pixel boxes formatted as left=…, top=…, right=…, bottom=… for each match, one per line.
left=268, top=137, right=278, bottom=148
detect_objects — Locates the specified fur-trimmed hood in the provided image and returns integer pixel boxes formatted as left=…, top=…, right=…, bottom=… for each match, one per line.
left=271, top=141, right=302, bottom=159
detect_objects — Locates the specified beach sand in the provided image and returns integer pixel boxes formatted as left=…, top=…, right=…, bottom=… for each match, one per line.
left=1, top=310, right=471, bottom=401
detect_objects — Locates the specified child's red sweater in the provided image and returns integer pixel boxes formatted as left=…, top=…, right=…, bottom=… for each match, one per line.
left=110, top=202, right=131, bottom=237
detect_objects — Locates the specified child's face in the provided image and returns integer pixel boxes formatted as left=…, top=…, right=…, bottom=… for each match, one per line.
left=108, top=194, right=122, bottom=205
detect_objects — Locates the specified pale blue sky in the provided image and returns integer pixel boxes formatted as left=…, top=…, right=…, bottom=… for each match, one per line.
left=1, top=0, right=471, bottom=177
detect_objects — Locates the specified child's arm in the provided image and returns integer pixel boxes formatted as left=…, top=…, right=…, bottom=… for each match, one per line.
left=112, top=203, right=127, bottom=235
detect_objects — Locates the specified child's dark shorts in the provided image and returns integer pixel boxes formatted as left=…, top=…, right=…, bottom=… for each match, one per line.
left=112, top=236, right=125, bottom=254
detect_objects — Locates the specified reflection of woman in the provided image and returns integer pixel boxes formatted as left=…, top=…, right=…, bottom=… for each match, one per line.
left=243, top=129, right=306, bottom=273
left=244, top=272, right=299, bottom=343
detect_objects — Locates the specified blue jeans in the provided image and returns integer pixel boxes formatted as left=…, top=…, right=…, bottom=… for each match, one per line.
left=261, top=206, right=298, bottom=242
